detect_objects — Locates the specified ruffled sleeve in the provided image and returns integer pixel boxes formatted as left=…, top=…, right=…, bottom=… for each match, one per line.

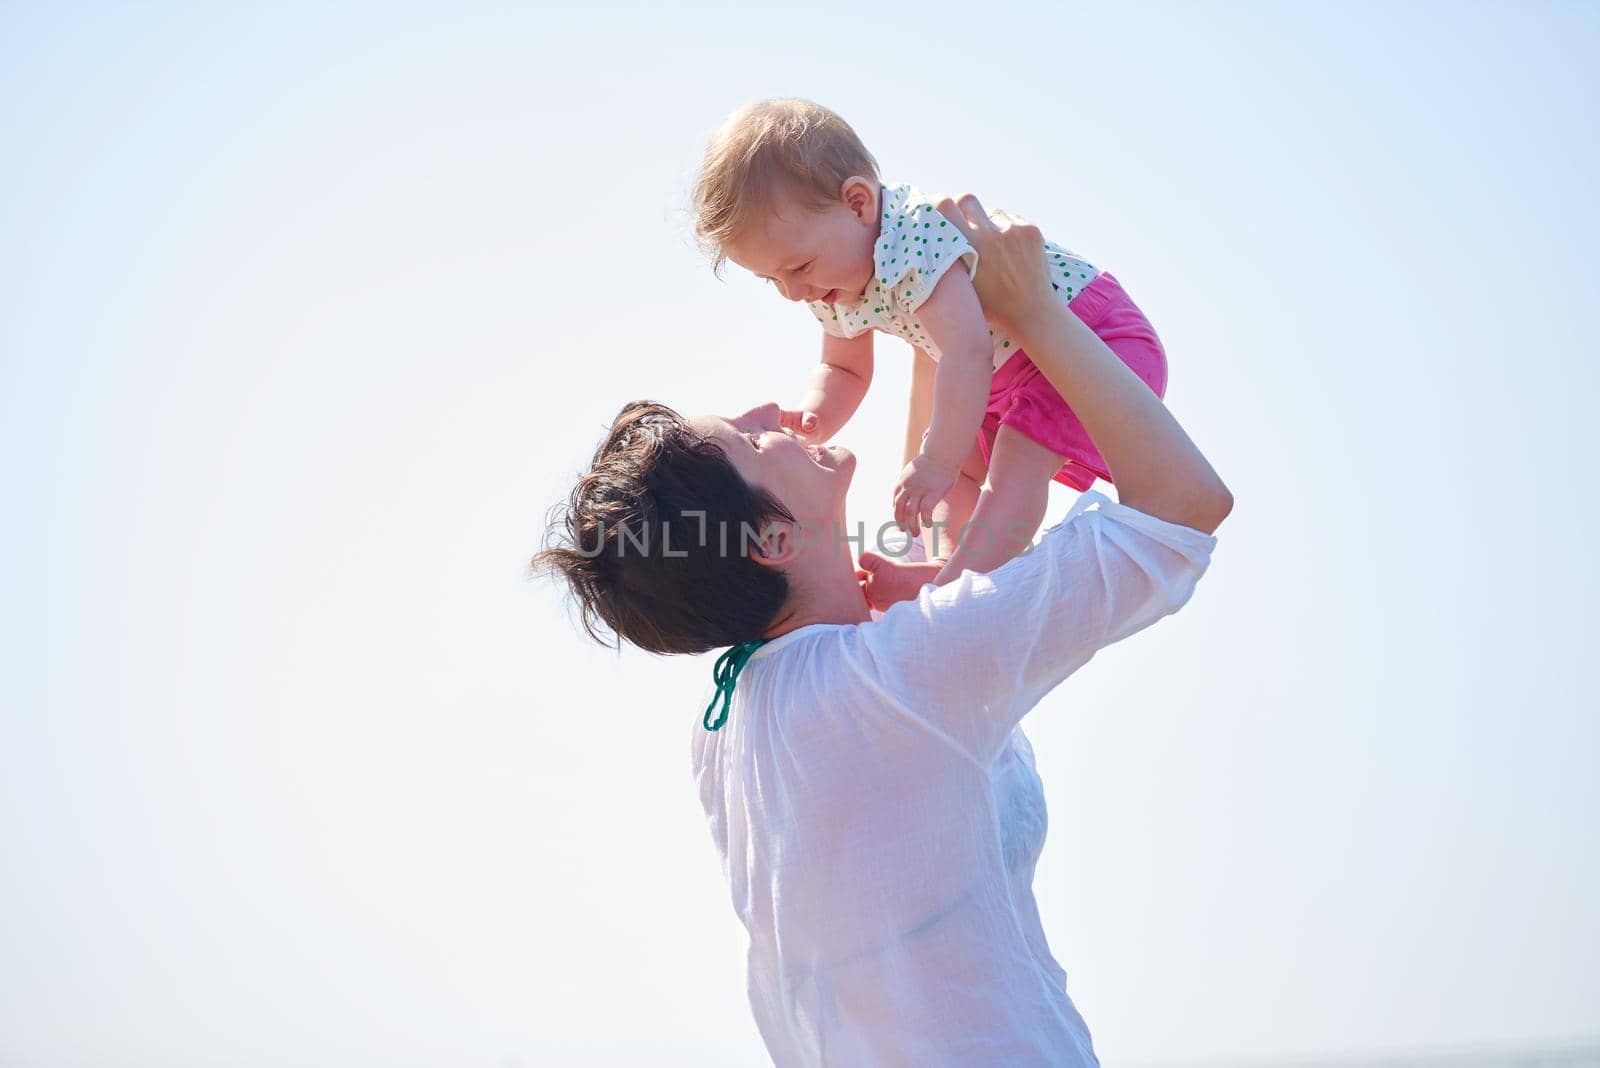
left=875, top=185, right=979, bottom=316
left=808, top=299, right=852, bottom=338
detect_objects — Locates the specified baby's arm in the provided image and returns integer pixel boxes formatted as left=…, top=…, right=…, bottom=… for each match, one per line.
left=785, top=331, right=873, bottom=442
left=903, top=346, right=936, bottom=467
left=892, top=263, right=993, bottom=534
left=904, top=345, right=981, bottom=559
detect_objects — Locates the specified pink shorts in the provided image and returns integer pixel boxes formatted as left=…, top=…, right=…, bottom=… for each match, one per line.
left=977, top=271, right=1167, bottom=491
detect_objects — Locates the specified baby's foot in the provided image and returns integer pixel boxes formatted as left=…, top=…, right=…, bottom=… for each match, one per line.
left=858, top=551, right=946, bottom=612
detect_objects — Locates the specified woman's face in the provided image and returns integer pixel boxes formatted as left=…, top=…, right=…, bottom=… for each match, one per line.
left=690, top=403, right=855, bottom=536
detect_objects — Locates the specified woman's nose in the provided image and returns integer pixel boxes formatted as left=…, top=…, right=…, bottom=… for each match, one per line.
left=736, top=402, right=781, bottom=430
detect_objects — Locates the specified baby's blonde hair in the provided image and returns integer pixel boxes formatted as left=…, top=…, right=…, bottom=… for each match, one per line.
left=691, top=98, right=879, bottom=272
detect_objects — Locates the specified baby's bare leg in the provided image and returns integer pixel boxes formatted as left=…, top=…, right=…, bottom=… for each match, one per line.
left=924, top=439, right=988, bottom=564
left=933, top=425, right=1065, bottom=584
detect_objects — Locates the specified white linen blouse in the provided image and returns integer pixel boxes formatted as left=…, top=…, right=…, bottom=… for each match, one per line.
left=691, top=492, right=1216, bottom=1066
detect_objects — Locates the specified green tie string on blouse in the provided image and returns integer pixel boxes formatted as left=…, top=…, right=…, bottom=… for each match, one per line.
left=703, top=639, right=771, bottom=732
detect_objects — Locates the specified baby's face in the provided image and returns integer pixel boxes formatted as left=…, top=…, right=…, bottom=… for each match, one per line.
left=724, top=179, right=880, bottom=306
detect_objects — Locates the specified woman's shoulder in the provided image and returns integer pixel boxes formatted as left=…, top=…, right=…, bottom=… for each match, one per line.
left=732, top=620, right=976, bottom=762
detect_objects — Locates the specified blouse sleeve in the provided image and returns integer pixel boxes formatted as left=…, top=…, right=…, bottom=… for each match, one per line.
left=809, top=299, right=851, bottom=337
left=839, top=492, right=1217, bottom=765
left=891, top=198, right=979, bottom=314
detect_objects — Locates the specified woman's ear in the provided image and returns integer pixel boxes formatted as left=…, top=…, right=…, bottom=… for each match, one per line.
left=840, top=176, right=878, bottom=225
left=750, top=522, right=800, bottom=569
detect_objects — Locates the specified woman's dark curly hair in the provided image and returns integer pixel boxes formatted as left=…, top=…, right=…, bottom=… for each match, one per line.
left=530, top=401, right=796, bottom=655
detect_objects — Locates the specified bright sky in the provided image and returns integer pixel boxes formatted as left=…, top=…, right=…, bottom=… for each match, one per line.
left=3, top=3, right=1596, bottom=1066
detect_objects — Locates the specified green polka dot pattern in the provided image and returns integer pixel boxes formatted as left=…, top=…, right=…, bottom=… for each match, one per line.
left=809, top=182, right=1099, bottom=371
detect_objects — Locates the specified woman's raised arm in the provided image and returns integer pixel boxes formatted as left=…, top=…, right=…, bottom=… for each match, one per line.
left=935, top=195, right=1233, bottom=534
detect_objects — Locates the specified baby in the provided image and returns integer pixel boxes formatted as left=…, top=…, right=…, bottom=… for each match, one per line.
left=691, top=98, right=1168, bottom=607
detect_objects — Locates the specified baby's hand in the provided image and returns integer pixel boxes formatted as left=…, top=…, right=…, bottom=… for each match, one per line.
left=779, top=406, right=821, bottom=441
left=892, top=453, right=958, bottom=537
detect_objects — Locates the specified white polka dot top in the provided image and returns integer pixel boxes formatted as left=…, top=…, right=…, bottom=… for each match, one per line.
left=808, top=182, right=1100, bottom=370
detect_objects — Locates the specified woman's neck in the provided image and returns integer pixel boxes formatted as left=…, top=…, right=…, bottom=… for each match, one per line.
left=763, top=527, right=873, bottom=636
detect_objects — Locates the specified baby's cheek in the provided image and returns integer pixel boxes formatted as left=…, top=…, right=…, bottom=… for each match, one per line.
left=849, top=248, right=877, bottom=292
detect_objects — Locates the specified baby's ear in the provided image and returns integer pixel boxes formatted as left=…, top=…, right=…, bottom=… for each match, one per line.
left=840, top=175, right=877, bottom=222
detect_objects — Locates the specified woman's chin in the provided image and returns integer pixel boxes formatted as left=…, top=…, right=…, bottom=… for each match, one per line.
left=829, top=449, right=856, bottom=515
left=829, top=445, right=856, bottom=482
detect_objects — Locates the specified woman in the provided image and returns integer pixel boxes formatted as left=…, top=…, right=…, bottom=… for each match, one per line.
left=533, top=196, right=1232, bottom=1066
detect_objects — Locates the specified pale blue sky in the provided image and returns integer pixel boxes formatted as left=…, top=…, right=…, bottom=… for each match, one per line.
left=3, top=3, right=1596, bottom=1065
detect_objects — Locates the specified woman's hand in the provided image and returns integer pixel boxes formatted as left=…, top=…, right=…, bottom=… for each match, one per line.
left=932, top=195, right=1055, bottom=341
left=933, top=193, right=1233, bottom=534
